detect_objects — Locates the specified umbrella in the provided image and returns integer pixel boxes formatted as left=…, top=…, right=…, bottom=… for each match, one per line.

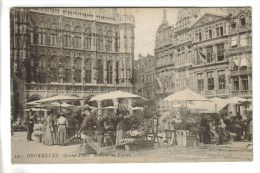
left=89, top=90, right=147, bottom=101
left=130, top=107, right=144, bottom=110
left=35, top=95, right=83, bottom=112
left=46, top=102, right=74, bottom=108
left=26, top=101, right=41, bottom=106
left=226, top=97, right=248, bottom=104
left=102, top=106, right=116, bottom=109
left=24, top=108, right=48, bottom=112
left=163, top=89, right=210, bottom=102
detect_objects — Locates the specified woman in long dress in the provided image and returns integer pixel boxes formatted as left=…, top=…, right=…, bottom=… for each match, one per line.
left=116, top=114, right=130, bottom=146
left=57, top=112, right=69, bottom=146
left=44, top=111, right=54, bottom=146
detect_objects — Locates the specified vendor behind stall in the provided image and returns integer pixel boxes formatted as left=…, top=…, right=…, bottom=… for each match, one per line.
left=115, top=113, right=130, bottom=147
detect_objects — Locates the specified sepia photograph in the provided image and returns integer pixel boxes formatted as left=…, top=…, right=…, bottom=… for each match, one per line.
left=9, top=7, right=253, bottom=164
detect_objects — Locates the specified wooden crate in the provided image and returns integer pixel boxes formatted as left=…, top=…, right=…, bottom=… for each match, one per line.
left=176, top=135, right=197, bottom=146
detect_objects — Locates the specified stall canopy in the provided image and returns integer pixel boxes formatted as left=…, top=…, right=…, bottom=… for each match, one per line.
left=130, top=107, right=144, bottom=111
left=89, top=90, right=148, bottom=102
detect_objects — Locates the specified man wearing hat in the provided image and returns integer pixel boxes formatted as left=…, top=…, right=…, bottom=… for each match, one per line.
left=57, top=112, right=69, bottom=146
left=26, top=109, right=36, bottom=141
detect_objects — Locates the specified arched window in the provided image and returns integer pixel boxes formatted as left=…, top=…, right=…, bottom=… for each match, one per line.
left=50, top=23, right=58, bottom=46
left=84, top=27, right=91, bottom=49
left=48, top=56, right=59, bottom=82
left=74, top=26, right=81, bottom=48
left=64, top=25, right=71, bottom=47
left=64, top=57, right=71, bottom=83
left=107, top=60, right=113, bottom=84
left=97, top=59, right=103, bottom=83
left=38, top=22, right=46, bottom=45
left=115, top=61, right=119, bottom=84
left=38, top=55, right=47, bottom=83
left=240, top=15, right=246, bottom=26
left=84, top=58, right=92, bottom=83
left=115, top=32, right=119, bottom=52
left=74, top=57, right=82, bottom=83
left=97, top=29, right=103, bottom=50
left=106, top=30, right=112, bottom=51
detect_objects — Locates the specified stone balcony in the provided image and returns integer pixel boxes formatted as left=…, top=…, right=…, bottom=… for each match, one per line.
left=230, top=68, right=252, bottom=76
left=198, top=89, right=230, bottom=98
left=25, top=83, right=133, bottom=98
left=231, top=90, right=252, bottom=98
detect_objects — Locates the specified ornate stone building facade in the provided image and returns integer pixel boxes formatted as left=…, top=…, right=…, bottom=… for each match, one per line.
left=154, top=8, right=252, bottom=112
left=134, top=54, right=157, bottom=113
left=10, top=8, right=135, bottom=119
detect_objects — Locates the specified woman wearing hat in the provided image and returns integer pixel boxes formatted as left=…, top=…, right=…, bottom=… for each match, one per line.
left=57, top=112, right=69, bottom=146
left=44, top=110, right=54, bottom=146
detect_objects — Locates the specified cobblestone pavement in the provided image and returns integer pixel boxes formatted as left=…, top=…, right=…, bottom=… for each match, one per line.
left=11, top=132, right=253, bottom=163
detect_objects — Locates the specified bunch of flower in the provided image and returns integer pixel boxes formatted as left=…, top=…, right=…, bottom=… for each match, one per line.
left=120, top=138, right=135, bottom=145
left=33, top=123, right=45, bottom=137
left=127, top=130, right=146, bottom=137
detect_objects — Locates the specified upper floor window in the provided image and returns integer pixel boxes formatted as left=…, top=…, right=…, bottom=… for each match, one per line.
left=197, top=73, right=204, bottom=91
left=64, top=25, right=71, bottom=47
left=38, top=27, right=46, bottom=45
left=106, top=31, right=112, bottom=51
left=205, top=27, right=213, bottom=40
left=74, top=57, right=82, bottom=83
left=84, top=27, right=91, bottom=49
left=195, top=30, right=202, bottom=42
left=97, top=59, right=103, bottom=83
left=107, top=60, right=113, bottom=84
left=217, top=44, right=225, bottom=61
left=74, top=26, right=81, bottom=48
left=240, top=15, right=246, bottom=26
left=206, top=46, right=213, bottom=63
left=216, top=26, right=224, bottom=37
left=84, top=58, right=92, bottom=83
left=97, top=29, right=103, bottom=50
left=207, top=71, right=214, bottom=90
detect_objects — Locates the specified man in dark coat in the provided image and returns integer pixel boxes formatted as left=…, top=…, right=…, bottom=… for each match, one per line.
left=78, top=109, right=95, bottom=143
left=26, top=109, right=36, bottom=141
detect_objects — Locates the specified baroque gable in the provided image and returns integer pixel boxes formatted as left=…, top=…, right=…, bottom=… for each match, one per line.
left=192, top=13, right=225, bottom=28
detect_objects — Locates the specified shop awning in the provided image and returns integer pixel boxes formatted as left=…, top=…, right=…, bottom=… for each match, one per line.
left=233, top=59, right=239, bottom=66
left=231, top=36, right=238, bottom=47
left=240, top=57, right=251, bottom=67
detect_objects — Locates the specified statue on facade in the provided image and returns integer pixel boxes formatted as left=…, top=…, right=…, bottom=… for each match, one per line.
left=72, top=67, right=76, bottom=84
left=59, top=65, right=65, bottom=83
left=82, top=67, right=86, bottom=84
left=47, top=67, right=52, bottom=83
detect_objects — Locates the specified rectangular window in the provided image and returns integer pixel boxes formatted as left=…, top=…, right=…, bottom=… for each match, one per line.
left=207, top=71, right=214, bottom=90
left=218, top=70, right=226, bottom=89
left=233, top=77, right=239, bottom=91
left=241, top=76, right=248, bottom=90
left=206, top=46, right=213, bottom=63
left=216, top=26, right=224, bottom=37
left=217, top=44, right=225, bottom=61
left=197, top=73, right=204, bottom=91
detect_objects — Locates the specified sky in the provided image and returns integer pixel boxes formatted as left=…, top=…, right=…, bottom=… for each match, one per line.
left=132, top=8, right=228, bottom=59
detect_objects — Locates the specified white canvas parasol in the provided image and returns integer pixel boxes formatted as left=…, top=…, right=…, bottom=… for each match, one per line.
left=130, top=107, right=144, bottom=110
left=89, top=90, right=148, bottom=101
left=226, top=97, right=248, bottom=104
left=163, top=89, right=210, bottom=102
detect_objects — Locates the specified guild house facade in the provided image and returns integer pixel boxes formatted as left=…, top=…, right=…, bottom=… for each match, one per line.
left=153, top=8, right=251, bottom=112
left=10, top=8, right=135, bottom=119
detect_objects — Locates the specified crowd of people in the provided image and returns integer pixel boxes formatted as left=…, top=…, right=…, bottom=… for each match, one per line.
left=200, top=111, right=253, bottom=145
left=24, top=107, right=135, bottom=148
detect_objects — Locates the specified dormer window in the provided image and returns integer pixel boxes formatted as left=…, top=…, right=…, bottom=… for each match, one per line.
left=240, top=15, right=246, bottom=26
